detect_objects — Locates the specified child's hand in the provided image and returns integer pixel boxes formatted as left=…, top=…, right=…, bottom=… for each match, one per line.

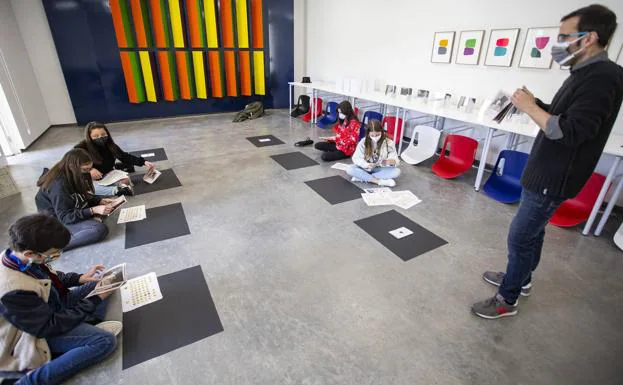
left=80, top=264, right=105, bottom=284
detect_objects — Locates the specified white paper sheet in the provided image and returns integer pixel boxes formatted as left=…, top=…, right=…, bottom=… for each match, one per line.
left=143, top=169, right=161, bottom=184
left=140, top=153, right=155, bottom=158
left=121, top=272, right=163, bottom=312
left=258, top=138, right=271, bottom=142
left=117, top=205, right=147, bottom=224
left=361, top=190, right=422, bottom=209
left=391, top=191, right=422, bottom=210
left=330, top=162, right=351, bottom=171
left=361, top=192, right=394, bottom=206
left=97, top=170, right=128, bottom=186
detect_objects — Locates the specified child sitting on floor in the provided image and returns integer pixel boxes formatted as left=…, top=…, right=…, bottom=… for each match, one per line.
left=347, top=119, right=401, bottom=187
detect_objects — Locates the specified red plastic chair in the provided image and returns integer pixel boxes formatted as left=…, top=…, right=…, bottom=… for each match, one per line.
left=382, top=116, right=404, bottom=142
left=300, top=98, right=323, bottom=122
left=431, top=134, right=478, bottom=179
left=549, top=173, right=608, bottom=227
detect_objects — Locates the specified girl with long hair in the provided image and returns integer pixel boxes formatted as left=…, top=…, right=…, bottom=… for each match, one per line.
left=75, top=122, right=156, bottom=196
left=347, top=119, right=401, bottom=187
left=35, top=149, right=113, bottom=250
left=314, top=100, right=360, bottom=161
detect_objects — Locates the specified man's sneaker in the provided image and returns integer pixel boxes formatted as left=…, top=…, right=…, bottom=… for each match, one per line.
left=471, top=294, right=518, bottom=319
left=482, top=271, right=532, bottom=297
left=96, top=321, right=123, bottom=337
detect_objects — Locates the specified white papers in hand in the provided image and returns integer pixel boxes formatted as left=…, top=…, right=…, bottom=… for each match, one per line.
left=330, top=162, right=351, bottom=171
left=97, top=170, right=129, bottom=186
left=121, top=273, right=163, bottom=312
left=117, top=205, right=146, bottom=224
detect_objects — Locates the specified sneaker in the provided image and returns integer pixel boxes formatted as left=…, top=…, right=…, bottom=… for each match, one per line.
left=351, top=177, right=363, bottom=182
left=378, top=179, right=396, bottom=187
left=96, top=321, right=123, bottom=337
left=115, top=184, right=134, bottom=197
left=471, top=294, right=518, bottom=319
left=482, top=271, right=532, bottom=297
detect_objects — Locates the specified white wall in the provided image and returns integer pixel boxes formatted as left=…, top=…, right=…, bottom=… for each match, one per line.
left=303, top=0, right=623, bottom=202
left=11, top=0, right=76, bottom=126
left=0, top=0, right=51, bottom=149
left=305, top=0, right=623, bottom=104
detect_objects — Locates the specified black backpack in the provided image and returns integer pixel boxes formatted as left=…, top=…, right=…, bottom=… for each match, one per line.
left=233, top=101, right=265, bottom=122
left=290, top=95, right=310, bottom=117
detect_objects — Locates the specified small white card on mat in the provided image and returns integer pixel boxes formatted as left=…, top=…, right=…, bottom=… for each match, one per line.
left=259, top=138, right=271, bottom=142
left=389, top=227, right=414, bottom=239
left=141, top=153, right=155, bottom=158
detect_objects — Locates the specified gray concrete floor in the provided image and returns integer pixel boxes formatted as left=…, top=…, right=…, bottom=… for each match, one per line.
left=1, top=110, right=622, bottom=385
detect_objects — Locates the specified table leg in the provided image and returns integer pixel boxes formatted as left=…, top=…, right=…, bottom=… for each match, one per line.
left=595, top=175, right=623, bottom=236
left=393, top=107, right=399, bottom=143
left=583, top=156, right=621, bottom=235
left=475, top=127, right=494, bottom=191
left=289, top=84, right=292, bottom=116
left=311, top=89, right=316, bottom=128
left=398, top=108, right=407, bottom=155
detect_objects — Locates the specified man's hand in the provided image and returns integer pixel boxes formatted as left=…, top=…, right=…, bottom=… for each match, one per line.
left=79, top=264, right=105, bottom=284
left=511, top=86, right=537, bottom=113
left=99, top=198, right=116, bottom=205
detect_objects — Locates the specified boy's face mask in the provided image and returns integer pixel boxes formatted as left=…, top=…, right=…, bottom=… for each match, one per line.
left=551, top=32, right=588, bottom=66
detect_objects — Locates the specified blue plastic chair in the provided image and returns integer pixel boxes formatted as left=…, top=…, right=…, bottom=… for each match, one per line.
left=316, top=102, right=339, bottom=128
left=359, top=111, right=384, bottom=139
left=483, top=150, right=530, bottom=204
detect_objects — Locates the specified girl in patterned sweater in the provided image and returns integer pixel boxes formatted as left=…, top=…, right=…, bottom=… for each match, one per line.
left=314, top=101, right=361, bottom=161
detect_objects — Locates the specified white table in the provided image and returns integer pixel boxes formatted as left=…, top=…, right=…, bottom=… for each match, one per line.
left=585, top=134, right=623, bottom=236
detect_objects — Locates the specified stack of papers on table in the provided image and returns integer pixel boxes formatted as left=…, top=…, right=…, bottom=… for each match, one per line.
left=361, top=189, right=422, bottom=209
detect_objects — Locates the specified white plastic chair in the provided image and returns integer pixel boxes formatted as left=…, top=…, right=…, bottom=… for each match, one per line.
left=400, top=125, right=441, bottom=165
left=614, top=222, right=623, bottom=251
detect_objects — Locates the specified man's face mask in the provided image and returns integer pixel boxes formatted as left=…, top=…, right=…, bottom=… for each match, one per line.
left=551, top=32, right=588, bottom=66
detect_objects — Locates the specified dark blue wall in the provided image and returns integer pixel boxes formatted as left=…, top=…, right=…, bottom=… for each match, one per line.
left=42, top=0, right=293, bottom=124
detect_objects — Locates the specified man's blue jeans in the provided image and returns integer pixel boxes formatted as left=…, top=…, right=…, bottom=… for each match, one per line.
left=18, top=283, right=117, bottom=385
left=499, top=189, right=564, bottom=303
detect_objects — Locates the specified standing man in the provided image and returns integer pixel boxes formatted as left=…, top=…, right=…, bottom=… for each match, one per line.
left=472, top=4, right=623, bottom=319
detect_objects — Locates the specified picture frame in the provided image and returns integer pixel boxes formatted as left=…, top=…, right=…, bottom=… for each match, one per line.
left=431, top=31, right=455, bottom=64
left=455, top=30, right=485, bottom=65
left=484, top=28, right=520, bottom=67
left=519, top=27, right=559, bottom=69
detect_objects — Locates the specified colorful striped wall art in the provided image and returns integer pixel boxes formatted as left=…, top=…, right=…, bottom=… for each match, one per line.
left=110, top=0, right=267, bottom=104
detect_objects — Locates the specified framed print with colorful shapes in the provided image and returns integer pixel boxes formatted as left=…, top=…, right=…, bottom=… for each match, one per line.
left=456, top=30, right=485, bottom=65
left=519, top=27, right=558, bottom=68
left=484, top=28, right=520, bottom=67
left=431, top=31, right=455, bottom=63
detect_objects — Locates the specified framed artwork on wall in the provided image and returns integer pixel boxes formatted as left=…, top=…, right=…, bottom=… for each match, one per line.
left=455, top=30, right=485, bottom=65
left=431, top=31, right=455, bottom=63
left=484, top=28, right=520, bottom=67
left=519, top=27, right=558, bottom=69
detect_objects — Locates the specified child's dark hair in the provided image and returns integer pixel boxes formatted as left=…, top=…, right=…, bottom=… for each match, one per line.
left=84, top=121, right=123, bottom=163
left=338, top=100, right=358, bottom=121
left=9, top=214, right=71, bottom=253
left=37, top=148, right=94, bottom=196
left=364, top=119, right=386, bottom=160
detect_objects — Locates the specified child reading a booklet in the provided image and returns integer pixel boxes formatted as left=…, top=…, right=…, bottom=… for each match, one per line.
left=0, top=214, right=121, bottom=385
left=314, top=100, right=360, bottom=161
left=347, top=119, right=401, bottom=187
left=35, top=149, right=112, bottom=251
left=75, top=121, right=157, bottom=196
